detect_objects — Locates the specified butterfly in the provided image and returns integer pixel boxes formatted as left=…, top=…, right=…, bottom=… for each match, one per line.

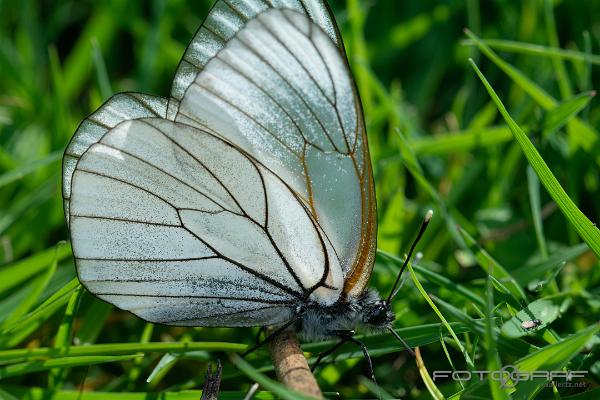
left=63, top=0, right=427, bottom=377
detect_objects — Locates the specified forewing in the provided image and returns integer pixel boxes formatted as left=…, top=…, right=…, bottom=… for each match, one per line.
left=63, top=93, right=167, bottom=225
left=176, top=8, right=377, bottom=296
left=69, top=118, right=343, bottom=325
left=168, top=0, right=343, bottom=114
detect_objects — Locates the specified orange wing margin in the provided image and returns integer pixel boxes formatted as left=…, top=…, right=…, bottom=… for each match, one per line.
left=342, top=104, right=377, bottom=298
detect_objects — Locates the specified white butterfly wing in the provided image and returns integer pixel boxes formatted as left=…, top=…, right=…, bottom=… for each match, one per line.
left=63, top=1, right=341, bottom=216
left=69, top=118, right=343, bottom=325
left=63, top=93, right=167, bottom=225
left=175, top=7, right=377, bottom=296
left=64, top=0, right=375, bottom=326
left=168, top=0, right=343, bottom=114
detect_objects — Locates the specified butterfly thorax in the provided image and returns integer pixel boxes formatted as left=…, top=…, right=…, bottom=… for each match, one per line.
left=297, top=289, right=395, bottom=341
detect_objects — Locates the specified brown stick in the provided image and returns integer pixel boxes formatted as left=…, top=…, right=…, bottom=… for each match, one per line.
left=268, top=329, right=323, bottom=399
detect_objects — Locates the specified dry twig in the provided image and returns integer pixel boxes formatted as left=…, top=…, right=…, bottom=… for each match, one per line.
left=268, top=329, right=323, bottom=399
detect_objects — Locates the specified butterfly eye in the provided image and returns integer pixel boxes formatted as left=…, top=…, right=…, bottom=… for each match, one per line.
left=367, top=302, right=391, bottom=326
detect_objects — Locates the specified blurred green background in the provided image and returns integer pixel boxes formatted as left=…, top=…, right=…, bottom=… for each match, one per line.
left=1, top=0, right=599, bottom=399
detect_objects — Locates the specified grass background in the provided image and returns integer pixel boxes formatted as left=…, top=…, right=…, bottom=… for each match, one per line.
left=1, top=0, right=600, bottom=398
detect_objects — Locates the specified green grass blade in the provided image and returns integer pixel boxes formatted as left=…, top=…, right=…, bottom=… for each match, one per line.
left=0, top=151, right=62, bottom=188
left=431, top=295, right=533, bottom=357
left=0, top=386, right=280, bottom=400
left=358, top=376, right=395, bottom=399
left=562, top=387, right=600, bottom=400
left=542, top=91, right=595, bottom=136
left=146, top=353, right=180, bottom=387
left=463, top=29, right=599, bottom=153
left=407, top=263, right=474, bottom=368
left=0, top=181, right=54, bottom=236
left=462, top=38, right=600, bottom=65
left=543, top=0, right=572, bottom=99
left=379, top=250, right=485, bottom=307
left=128, top=323, right=156, bottom=388
left=408, top=126, right=512, bottom=156
left=48, top=45, right=72, bottom=140
left=463, top=30, right=555, bottom=108
left=0, top=244, right=72, bottom=294
left=527, top=166, right=548, bottom=259
left=0, top=279, right=79, bottom=347
left=500, top=298, right=561, bottom=338
left=511, top=243, right=589, bottom=286
left=90, top=38, right=112, bottom=99
left=302, top=323, right=471, bottom=366
left=49, top=284, right=83, bottom=388
left=229, top=354, right=319, bottom=400
left=469, top=58, right=600, bottom=258
left=52, top=285, right=82, bottom=353
left=0, top=243, right=62, bottom=328
left=75, top=299, right=113, bottom=345
left=512, top=323, right=600, bottom=399
left=415, top=348, right=445, bottom=400
left=458, top=227, right=527, bottom=302
left=485, top=274, right=511, bottom=400
left=62, top=6, right=120, bottom=101
left=0, top=355, right=141, bottom=379
left=0, top=341, right=247, bottom=364
left=395, top=131, right=467, bottom=249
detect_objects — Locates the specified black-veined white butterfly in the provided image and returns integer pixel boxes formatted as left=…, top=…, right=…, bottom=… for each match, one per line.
left=63, top=0, right=429, bottom=378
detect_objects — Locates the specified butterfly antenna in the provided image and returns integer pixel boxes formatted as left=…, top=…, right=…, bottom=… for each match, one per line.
left=385, top=209, right=433, bottom=305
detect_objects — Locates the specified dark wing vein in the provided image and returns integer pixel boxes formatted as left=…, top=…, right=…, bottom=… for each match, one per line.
left=139, top=119, right=259, bottom=223
left=95, top=292, right=293, bottom=305
left=222, top=0, right=250, bottom=22
left=256, top=13, right=349, bottom=153
left=280, top=10, right=353, bottom=152
left=159, top=304, right=291, bottom=325
left=75, top=168, right=224, bottom=216
left=176, top=211, right=304, bottom=299
left=72, top=126, right=306, bottom=300
left=251, top=16, right=344, bottom=153
left=190, top=81, right=302, bottom=158
left=97, top=142, right=234, bottom=215
left=214, top=52, right=312, bottom=148
left=77, top=256, right=219, bottom=262
left=127, top=95, right=165, bottom=118
left=71, top=215, right=180, bottom=228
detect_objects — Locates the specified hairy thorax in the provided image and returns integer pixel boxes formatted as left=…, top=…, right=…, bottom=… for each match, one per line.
left=297, top=289, right=393, bottom=341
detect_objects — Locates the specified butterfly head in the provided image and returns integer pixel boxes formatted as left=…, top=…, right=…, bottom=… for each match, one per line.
left=364, top=299, right=394, bottom=328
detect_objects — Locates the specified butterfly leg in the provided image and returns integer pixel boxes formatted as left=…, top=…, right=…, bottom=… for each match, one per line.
left=255, top=326, right=267, bottom=345
left=242, top=317, right=299, bottom=358
left=311, top=337, right=349, bottom=372
left=310, top=330, right=355, bottom=372
left=312, top=332, right=380, bottom=396
left=346, top=336, right=376, bottom=383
